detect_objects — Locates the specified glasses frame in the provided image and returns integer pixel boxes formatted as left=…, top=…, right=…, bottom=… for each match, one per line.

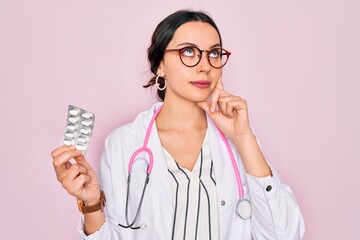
left=164, top=46, right=231, bottom=69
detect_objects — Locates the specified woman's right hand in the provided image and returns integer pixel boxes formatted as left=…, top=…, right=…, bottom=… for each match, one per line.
left=51, top=146, right=101, bottom=206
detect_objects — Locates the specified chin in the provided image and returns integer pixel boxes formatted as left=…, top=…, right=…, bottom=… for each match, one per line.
left=192, top=93, right=211, bottom=103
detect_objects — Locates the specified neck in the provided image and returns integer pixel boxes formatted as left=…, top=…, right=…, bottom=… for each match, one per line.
left=156, top=97, right=207, bottom=132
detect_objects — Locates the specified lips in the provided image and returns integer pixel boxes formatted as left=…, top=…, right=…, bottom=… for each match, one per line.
left=190, top=80, right=211, bottom=89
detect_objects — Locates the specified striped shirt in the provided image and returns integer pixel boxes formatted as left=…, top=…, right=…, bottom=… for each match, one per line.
left=163, top=131, right=219, bottom=240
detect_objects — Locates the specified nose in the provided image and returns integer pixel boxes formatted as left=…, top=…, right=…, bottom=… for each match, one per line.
left=196, top=51, right=211, bottom=73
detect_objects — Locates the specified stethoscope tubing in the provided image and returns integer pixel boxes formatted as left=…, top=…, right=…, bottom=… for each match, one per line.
left=118, top=173, right=150, bottom=229
left=215, top=126, right=245, bottom=199
left=127, top=107, right=161, bottom=174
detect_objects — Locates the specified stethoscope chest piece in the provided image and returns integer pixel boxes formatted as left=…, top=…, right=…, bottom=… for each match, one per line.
left=236, top=199, right=252, bottom=220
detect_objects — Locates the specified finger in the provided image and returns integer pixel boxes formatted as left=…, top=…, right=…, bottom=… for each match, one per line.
left=228, top=98, right=248, bottom=117
left=210, top=76, right=224, bottom=113
left=61, top=163, right=88, bottom=187
left=51, top=145, right=75, bottom=159
left=209, top=88, right=221, bottom=113
left=209, top=88, right=230, bottom=113
left=219, top=95, right=242, bottom=103
left=219, top=96, right=242, bottom=118
left=225, top=100, right=237, bottom=118
left=65, top=174, right=91, bottom=197
left=216, top=75, right=224, bottom=90
left=67, top=163, right=88, bottom=179
left=216, top=93, right=234, bottom=117
left=218, top=101, right=229, bottom=118
left=197, top=101, right=211, bottom=115
left=197, top=101, right=224, bottom=125
left=73, top=155, right=99, bottom=184
left=65, top=161, right=72, bottom=169
left=53, top=149, right=83, bottom=168
left=53, top=149, right=83, bottom=176
left=74, top=154, right=94, bottom=172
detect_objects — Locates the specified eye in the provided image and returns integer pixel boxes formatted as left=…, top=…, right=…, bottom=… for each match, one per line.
left=209, top=49, right=220, bottom=58
left=181, top=47, right=195, bottom=57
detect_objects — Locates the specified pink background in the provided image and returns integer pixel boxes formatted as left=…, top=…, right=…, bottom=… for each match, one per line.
left=1, top=0, right=359, bottom=239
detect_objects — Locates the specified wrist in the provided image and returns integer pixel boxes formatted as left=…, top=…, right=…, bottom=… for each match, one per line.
left=78, top=190, right=106, bottom=214
left=230, top=132, right=256, bottom=143
left=83, top=191, right=101, bottom=206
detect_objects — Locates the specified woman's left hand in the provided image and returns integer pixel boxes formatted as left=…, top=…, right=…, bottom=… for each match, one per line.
left=197, top=76, right=253, bottom=140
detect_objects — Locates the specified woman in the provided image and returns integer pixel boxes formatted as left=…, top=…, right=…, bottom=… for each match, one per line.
left=51, top=10, right=305, bottom=239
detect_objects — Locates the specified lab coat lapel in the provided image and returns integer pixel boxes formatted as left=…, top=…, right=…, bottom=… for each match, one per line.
left=128, top=103, right=173, bottom=238
left=147, top=121, right=173, bottom=203
left=208, top=118, right=239, bottom=235
left=145, top=104, right=174, bottom=238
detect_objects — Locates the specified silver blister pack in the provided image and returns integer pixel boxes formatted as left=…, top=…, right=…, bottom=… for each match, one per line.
left=62, top=105, right=95, bottom=154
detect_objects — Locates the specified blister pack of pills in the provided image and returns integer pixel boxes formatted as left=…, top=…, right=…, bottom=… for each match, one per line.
left=62, top=105, right=95, bottom=154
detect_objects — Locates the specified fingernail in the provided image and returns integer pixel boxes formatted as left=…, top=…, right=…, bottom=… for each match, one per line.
left=210, top=106, right=214, bottom=113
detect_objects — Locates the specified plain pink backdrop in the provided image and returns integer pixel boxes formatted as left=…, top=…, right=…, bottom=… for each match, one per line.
left=1, top=0, right=359, bottom=239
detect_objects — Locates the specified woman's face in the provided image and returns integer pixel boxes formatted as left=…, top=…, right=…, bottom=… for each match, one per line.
left=159, top=21, right=222, bottom=103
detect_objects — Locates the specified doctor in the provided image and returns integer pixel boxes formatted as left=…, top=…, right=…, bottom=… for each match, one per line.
left=51, top=10, right=305, bottom=239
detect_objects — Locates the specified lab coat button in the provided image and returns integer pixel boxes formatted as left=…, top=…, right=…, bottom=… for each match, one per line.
left=266, top=185, right=272, bottom=192
left=221, top=200, right=226, bottom=206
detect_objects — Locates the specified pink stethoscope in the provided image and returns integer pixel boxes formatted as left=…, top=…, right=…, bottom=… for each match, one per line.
left=118, top=106, right=251, bottom=230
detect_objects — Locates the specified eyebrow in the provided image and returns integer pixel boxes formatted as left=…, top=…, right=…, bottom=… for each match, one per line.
left=176, top=42, right=222, bottom=48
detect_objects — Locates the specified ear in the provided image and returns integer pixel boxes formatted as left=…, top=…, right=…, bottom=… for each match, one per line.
left=157, top=62, right=165, bottom=77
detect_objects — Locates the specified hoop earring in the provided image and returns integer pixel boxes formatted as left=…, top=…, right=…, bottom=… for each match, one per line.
left=155, top=74, right=166, bottom=91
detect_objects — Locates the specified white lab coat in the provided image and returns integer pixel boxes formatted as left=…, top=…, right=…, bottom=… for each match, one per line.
left=78, top=102, right=305, bottom=240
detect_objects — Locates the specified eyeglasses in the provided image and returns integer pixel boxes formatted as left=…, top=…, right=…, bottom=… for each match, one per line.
left=164, top=46, right=231, bottom=69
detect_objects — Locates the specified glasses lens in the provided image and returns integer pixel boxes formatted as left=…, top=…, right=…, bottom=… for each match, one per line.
left=209, top=48, right=229, bottom=68
left=179, top=47, right=201, bottom=67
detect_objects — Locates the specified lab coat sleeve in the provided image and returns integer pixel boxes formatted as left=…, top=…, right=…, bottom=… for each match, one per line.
left=77, top=136, right=122, bottom=240
left=247, top=168, right=305, bottom=240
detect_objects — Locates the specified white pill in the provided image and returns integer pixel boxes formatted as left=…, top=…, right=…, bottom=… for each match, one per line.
left=66, top=124, right=77, bottom=131
left=63, top=139, right=74, bottom=146
left=81, top=112, right=93, bottom=119
left=75, top=143, right=86, bottom=151
left=81, top=119, right=93, bottom=127
left=69, top=108, right=80, bottom=116
left=68, top=117, right=79, bottom=124
left=65, top=132, right=75, bottom=138
left=80, top=128, right=91, bottom=135
left=78, top=136, right=89, bottom=143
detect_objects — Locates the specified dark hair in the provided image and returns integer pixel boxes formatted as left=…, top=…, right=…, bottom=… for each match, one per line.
left=143, top=10, right=222, bottom=101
